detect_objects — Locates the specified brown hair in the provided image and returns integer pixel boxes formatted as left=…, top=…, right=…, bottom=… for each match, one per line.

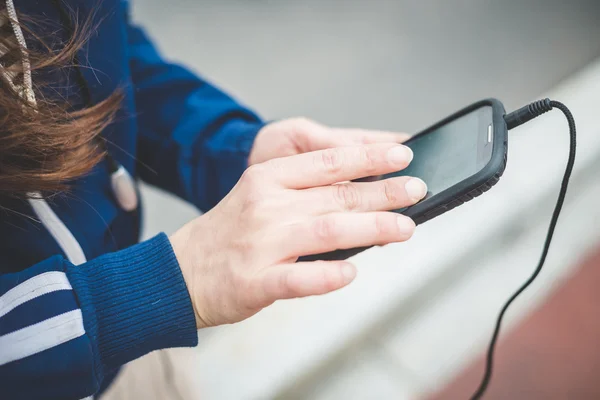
left=0, top=6, right=122, bottom=198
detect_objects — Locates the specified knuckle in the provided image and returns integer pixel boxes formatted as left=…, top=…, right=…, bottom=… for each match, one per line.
left=335, top=184, right=361, bottom=211
left=318, top=148, right=344, bottom=174
left=357, top=146, right=377, bottom=174
left=382, top=180, right=398, bottom=205
left=374, top=213, right=393, bottom=237
left=291, top=116, right=316, bottom=130
left=241, top=164, right=265, bottom=187
left=280, top=269, right=297, bottom=296
left=313, top=217, right=337, bottom=244
left=241, top=194, right=267, bottom=224
left=231, top=236, right=256, bottom=259
left=240, top=166, right=267, bottom=207
left=269, top=268, right=299, bottom=300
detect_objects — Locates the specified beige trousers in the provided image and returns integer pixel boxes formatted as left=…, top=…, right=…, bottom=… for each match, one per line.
left=100, top=350, right=193, bottom=400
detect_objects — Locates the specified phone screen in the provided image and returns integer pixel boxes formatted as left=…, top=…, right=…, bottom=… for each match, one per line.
left=386, top=105, right=494, bottom=202
left=299, top=104, right=498, bottom=262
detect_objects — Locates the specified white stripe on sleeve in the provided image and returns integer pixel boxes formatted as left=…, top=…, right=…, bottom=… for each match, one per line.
left=0, top=271, right=72, bottom=318
left=0, top=309, right=85, bottom=366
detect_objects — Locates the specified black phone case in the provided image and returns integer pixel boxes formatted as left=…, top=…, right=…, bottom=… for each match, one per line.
left=299, top=98, right=508, bottom=262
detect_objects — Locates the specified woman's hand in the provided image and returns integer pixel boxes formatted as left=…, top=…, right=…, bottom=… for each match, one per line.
left=170, top=143, right=427, bottom=329
left=248, top=118, right=410, bottom=165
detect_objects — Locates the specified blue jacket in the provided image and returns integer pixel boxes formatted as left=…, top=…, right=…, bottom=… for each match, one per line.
left=0, top=1, right=264, bottom=399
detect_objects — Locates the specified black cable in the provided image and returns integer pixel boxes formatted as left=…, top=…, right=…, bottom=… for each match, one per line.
left=470, top=99, right=577, bottom=399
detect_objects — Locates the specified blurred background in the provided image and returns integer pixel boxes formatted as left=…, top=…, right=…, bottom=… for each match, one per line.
left=115, top=1, right=600, bottom=399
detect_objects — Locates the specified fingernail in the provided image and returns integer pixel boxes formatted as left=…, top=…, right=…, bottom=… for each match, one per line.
left=387, top=145, right=413, bottom=165
left=341, top=263, right=357, bottom=283
left=405, top=178, right=427, bottom=202
left=397, top=216, right=416, bottom=237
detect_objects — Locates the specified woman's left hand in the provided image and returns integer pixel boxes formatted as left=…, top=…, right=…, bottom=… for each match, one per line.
left=249, top=118, right=410, bottom=165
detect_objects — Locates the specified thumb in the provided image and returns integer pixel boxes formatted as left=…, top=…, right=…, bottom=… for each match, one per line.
left=256, top=261, right=357, bottom=306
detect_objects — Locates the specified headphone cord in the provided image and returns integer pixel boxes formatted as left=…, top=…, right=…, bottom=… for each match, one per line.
left=470, top=99, right=577, bottom=399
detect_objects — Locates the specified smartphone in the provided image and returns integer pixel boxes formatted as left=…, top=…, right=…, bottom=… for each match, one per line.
left=299, top=98, right=508, bottom=261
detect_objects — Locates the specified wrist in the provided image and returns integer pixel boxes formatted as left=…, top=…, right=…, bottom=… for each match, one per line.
left=170, top=224, right=206, bottom=330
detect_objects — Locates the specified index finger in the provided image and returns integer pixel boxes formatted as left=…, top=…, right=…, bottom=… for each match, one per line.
left=331, top=128, right=411, bottom=145
left=307, top=129, right=410, bottom=151
left=266, top=143, right=413, bottom=189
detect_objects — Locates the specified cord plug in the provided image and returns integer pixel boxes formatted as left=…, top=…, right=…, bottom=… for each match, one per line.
left=471, top=98, right=576, bottom=400
left=504, top=98, right=553, bottom=130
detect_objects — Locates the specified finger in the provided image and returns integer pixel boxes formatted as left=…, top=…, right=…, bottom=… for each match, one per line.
left=330, top=128, right=411, bottom=145
left=303, top=128, right=410, bottom=151
left=283, top=212, right=416, bottom=257
left=304, top=176, right=427, bottom=214
left=257, top=261, right=357, bottom=304
left=264, top=143, right=413, bottom=189
left=289, top=120, right=409, bottom=151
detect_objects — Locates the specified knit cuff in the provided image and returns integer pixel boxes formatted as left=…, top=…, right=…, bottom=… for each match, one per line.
left=66, top=233, right=198, bottom=377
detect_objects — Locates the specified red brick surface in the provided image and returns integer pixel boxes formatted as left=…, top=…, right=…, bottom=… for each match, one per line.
left=429, top=246, right=600, bottom=400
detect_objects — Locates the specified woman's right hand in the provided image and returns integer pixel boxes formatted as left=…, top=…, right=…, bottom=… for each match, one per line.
left=169, top=143, right=427, bottom=329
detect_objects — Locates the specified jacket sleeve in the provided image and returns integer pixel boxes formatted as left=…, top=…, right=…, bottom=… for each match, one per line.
left=127, top=23, right=265, bottom=211
left=0, top=233, right=198, bottom=400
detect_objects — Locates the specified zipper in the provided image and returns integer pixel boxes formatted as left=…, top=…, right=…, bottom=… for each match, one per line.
left=28, top=192, right=87, bottom=266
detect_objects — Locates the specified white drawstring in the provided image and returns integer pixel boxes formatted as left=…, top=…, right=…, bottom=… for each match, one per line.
left=2, top=3, right=91, bottom=399
left=4, top=0, right=139, bottom=214
left=5, top=0, right=35, bottom=104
